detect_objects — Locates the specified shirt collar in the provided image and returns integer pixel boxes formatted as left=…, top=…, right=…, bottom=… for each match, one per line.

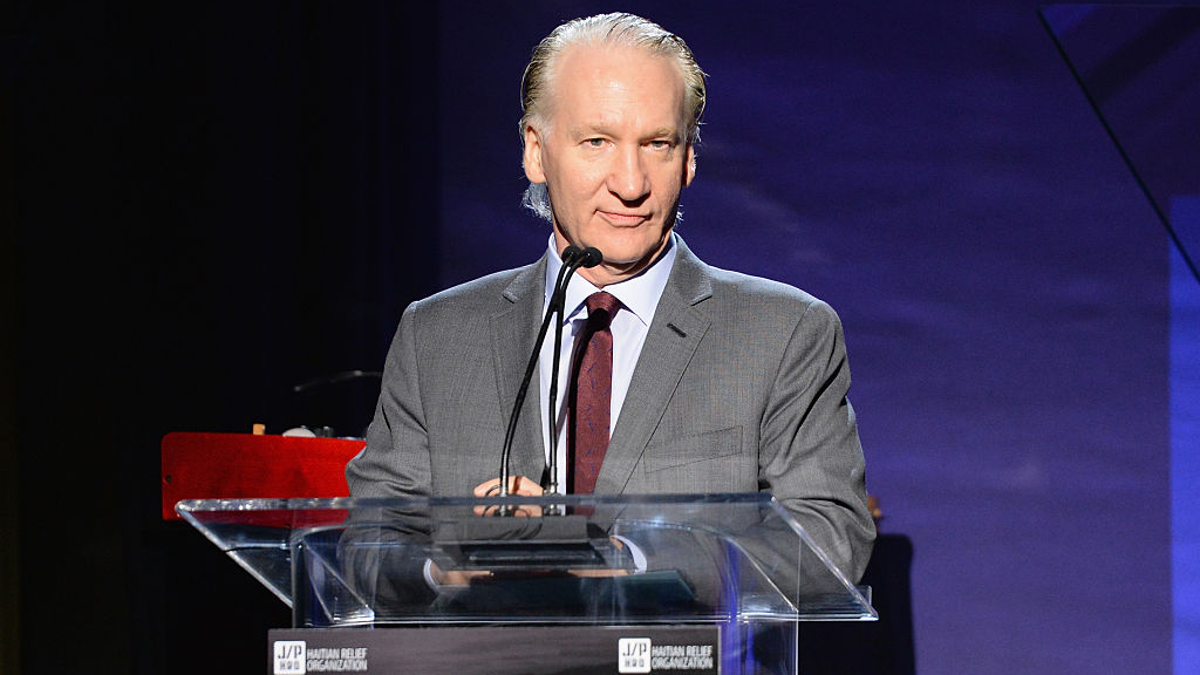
left=544, top=233, right=677, bottom=328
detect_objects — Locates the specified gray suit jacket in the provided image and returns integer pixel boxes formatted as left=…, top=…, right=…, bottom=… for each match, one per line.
left=346, top=238, right=875, bottom=581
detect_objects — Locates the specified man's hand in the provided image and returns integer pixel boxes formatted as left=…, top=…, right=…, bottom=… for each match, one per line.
left=472, top=475, right=544, bottom=517
left=427, top=560, right=493, bottom=587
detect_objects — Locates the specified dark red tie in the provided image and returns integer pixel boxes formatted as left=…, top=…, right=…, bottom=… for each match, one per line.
left=568, top=291, right=621, bottom=494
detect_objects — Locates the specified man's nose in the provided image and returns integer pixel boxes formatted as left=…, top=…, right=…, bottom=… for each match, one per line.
left=607, top=146, right=650, bottom=202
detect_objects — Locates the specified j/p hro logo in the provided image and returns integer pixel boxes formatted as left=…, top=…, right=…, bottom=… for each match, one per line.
left=618, top=637, right=651, bottom=674
left=274, top=640, right=306, bottom=675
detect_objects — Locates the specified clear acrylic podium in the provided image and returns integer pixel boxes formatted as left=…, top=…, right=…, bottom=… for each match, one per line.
left=177, top=493, right=875, bottom=674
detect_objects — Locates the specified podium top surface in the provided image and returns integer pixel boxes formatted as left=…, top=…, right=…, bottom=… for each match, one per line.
left=177, top=493, right=876, bottom=625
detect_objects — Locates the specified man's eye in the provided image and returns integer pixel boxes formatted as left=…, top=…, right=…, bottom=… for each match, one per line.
left=586, top=138, right=606, bottom=147
left=648, top=140, right=671, bottom=150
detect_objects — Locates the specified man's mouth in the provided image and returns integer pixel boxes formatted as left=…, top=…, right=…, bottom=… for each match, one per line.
left=598, top=210, right=649, bottom=226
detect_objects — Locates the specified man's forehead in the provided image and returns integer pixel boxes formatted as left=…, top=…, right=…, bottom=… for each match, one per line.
left=547, top=43, right=687, bottom=123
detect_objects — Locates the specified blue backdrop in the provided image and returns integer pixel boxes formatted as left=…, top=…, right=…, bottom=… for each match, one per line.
left=434, top=2, right=1179, bottom=673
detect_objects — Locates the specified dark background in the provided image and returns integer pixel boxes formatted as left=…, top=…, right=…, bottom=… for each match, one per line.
left=5, top=1, right=1187, bottom=673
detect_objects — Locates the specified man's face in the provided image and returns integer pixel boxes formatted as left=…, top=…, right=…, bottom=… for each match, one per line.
left=523, top=44, right=696, bottom=287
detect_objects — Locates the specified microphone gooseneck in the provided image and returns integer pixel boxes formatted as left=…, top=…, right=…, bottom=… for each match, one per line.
left=496, top=246, right=601, bottom=511
left=544, top=247, right=603, bottom=499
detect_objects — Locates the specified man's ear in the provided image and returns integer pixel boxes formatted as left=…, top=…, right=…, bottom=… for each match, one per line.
left=684, top=143, right=696, bottom=187
left=523, top=126, right=546, bottom=183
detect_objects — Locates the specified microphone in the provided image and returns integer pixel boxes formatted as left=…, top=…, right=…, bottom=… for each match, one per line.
left=577, top=247, right=603, bottom=268
left=496, top=246, right=602, bottom=510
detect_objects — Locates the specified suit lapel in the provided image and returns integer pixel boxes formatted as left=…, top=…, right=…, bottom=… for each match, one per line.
left=595, top=239, right=713, bottom=493
left=489, top=257, right=549, bottom=483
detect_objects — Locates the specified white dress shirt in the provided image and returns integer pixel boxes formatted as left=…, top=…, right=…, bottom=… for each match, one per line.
left=537, top=234, right=678, bottom=490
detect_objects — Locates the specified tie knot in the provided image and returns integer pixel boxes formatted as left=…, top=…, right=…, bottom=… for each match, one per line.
left=585, top=291, right=621, bottom=328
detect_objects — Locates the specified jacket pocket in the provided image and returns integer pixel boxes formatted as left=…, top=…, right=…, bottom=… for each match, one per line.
left=642, top=426, right=744, bottom=473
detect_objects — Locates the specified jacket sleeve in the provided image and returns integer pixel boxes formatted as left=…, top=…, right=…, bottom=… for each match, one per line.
left=759, top=298, right=875, bottom=583
left=345, top=301, right=434, bottom=499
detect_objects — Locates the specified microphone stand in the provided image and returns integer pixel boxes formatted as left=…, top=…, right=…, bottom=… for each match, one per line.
left=496, top=247, right=602, bottom=514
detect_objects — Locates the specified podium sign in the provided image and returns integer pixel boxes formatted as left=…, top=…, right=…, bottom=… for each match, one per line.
left=269, top=624, right=721, bottom=675
left=177, top=493, right=875, bottom=674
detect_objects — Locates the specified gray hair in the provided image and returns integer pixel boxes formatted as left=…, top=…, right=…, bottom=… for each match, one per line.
left=519, top=13, right=707, bottom=221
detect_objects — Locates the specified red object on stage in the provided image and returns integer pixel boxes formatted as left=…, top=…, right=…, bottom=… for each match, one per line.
left=160, top=431, right=365, bottom=521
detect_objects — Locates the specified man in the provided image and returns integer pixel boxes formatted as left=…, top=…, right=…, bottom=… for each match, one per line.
left=346, top=12, right=874, bottom=582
